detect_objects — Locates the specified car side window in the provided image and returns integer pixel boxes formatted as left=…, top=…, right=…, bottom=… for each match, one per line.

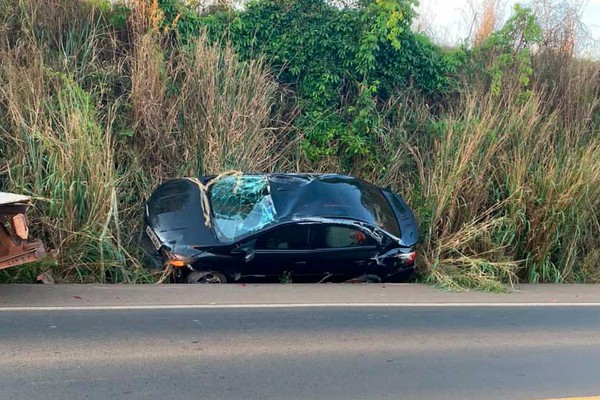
left=255, top=225, right=310, bottom=250
left=312, top=226, right=376, bottom=249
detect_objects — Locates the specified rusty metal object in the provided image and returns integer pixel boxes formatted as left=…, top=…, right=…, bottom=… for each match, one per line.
left=0, top=192, right=47, bottom=270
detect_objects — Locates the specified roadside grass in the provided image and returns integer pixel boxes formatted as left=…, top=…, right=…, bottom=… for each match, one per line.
left=0, top=0, right=290, bottom=283
left=382, top=65, right=600, bottom=290
left=0, top=0, right=598, bottom=289
left=0, top=12, right=133, bottom=282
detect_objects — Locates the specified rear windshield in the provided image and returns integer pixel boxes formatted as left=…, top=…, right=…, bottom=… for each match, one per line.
left=209, top=176, right=278, bottom=242
left=355, top=181, right=401, bottom=237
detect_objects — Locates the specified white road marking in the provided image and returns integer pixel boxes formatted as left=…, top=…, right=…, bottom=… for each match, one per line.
left=1, top=302, right=600, bottom=311
left=539, top=397, right=600, bottom=400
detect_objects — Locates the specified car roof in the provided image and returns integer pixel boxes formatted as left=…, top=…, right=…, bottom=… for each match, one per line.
left=264, top=174, right=399, bottom=234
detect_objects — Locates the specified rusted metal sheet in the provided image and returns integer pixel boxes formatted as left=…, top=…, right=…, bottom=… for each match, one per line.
left=0, top=192, right=47, bottom=270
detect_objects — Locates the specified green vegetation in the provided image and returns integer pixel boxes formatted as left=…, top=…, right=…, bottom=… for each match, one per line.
left=0, top=0, right=598, bottom=289
left=186, top=0, right=453, bottom=164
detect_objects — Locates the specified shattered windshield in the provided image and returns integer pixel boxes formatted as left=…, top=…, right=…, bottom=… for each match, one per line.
left=209, top=175, right=278, bottom=242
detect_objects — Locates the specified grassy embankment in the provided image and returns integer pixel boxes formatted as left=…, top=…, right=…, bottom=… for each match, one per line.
left=0, top=0, right=598, bottom=289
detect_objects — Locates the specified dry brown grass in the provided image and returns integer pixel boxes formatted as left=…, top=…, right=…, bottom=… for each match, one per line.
left=474, top=0, right=497, bottom=46
left=172, top=34, right=289, bottom=175
left=0, top=26, right=128, bottom=281
left=0, top=0, right=292, bottom=282
left=376, top=66, right=600, bottom=289
left=124, top=0, right=291, bottom=178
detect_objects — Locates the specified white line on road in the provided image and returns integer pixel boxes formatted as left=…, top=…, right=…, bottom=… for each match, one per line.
left=2, top=302, right=600, bottom=311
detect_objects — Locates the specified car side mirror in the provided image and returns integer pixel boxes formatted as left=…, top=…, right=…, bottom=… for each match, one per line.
left=232, top=239, right=257, bottom=263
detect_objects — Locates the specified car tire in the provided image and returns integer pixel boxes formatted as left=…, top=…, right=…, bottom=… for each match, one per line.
left=186, top=271, right=228, bottom=284
left=344, top=274, right=382, bottom=284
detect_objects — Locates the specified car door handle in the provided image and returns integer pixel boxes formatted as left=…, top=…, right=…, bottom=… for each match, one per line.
left=295, top=261, right=307, bottom=265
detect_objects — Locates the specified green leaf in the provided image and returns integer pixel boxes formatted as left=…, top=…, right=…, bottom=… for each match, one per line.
left=118, top=128, right=134, bottom=138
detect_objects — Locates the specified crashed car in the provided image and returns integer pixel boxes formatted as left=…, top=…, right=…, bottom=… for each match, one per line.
left=0, top=192, right=46, bottom=270
left=144, top=173, right=418, bottom=283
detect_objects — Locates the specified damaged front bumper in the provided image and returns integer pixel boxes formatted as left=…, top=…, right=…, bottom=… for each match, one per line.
left=0, top=193, right=47, bottom=270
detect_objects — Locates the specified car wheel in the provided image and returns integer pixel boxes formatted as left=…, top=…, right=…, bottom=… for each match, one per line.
left=186, top=271, right=228, bottom=284
left=344, top=274, right=382, bottom=284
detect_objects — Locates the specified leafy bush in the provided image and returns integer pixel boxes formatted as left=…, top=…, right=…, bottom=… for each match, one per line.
left=159, top=0, right=455, bottom=166
left=462, top=5, right=543, bottom=101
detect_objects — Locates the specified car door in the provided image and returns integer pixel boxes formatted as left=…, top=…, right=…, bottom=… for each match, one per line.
left=245, top=224, right=312, bottom=278
left=305, top=224, right=380, bottom=278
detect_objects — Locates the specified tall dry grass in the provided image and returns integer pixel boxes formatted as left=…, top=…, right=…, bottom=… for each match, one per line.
left=370, top=54, right=600, bottom=290
left=0, top=0, right=290, bottom=282
left=0, top=18, right=129, bottom=282
left=125, top=0, right=290, bottom=177
left=0, top=0, right=156, bottom=282
left=171, top=34, right=288, bottom=175
left=473, top=0, right=497, bottom=46
left=0, top=0, right=598, bottom=289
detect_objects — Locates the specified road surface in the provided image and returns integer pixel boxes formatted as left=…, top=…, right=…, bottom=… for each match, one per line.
left=1, top=284, right=600, bottom=400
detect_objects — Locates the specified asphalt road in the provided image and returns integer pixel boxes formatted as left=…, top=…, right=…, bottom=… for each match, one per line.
left=2, top=303, right=600, bottom=400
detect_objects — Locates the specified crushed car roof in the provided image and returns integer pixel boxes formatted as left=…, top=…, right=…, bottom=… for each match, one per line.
left=267, top=174, right=401, bottom=236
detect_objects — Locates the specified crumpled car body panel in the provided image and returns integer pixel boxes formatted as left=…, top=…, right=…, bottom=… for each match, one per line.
left=144, top=173, right=419, bottom=282
left=145, top=179, right=219, bottom=249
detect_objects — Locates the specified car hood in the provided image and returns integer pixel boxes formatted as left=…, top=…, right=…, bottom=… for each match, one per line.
left=145, top=179, right=220, bottom=249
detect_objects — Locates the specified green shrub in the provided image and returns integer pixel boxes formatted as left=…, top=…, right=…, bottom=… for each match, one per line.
left=158, top=0, right=455, bottom=166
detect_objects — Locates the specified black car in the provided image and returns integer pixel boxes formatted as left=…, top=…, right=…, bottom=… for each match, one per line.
left=144, top=173, right=418, bottom=283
